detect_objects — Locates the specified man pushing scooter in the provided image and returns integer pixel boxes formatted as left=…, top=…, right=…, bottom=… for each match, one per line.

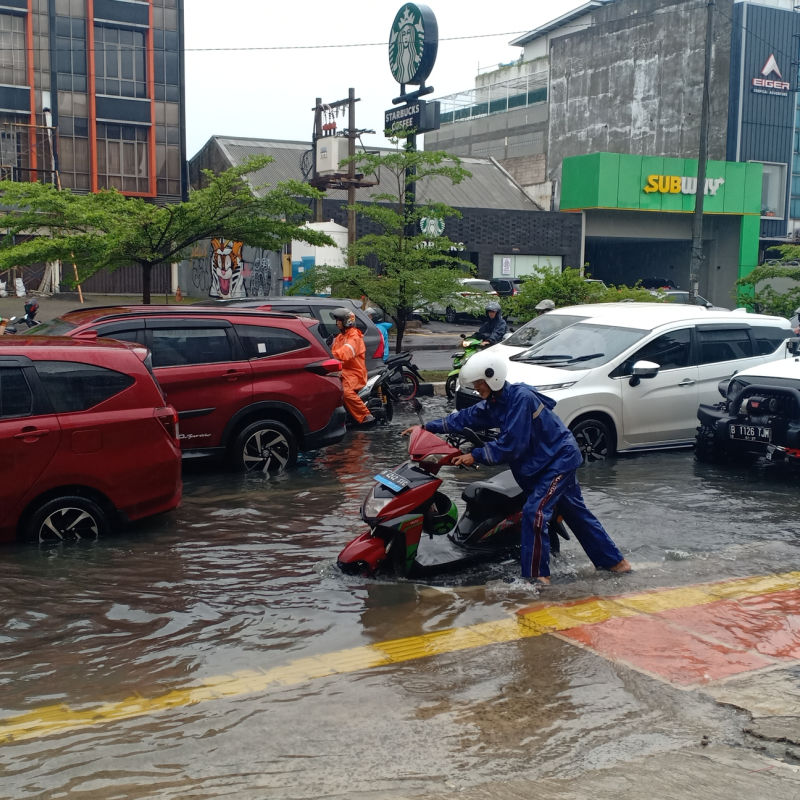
left=403, top=350, right=630, bottom=584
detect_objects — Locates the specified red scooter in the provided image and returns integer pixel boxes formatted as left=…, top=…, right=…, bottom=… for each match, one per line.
left=337, top=426, right=569, bottom=579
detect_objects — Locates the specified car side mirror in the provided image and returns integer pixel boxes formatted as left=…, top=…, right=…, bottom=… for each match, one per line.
left=628, top=359, right=660, bottom=387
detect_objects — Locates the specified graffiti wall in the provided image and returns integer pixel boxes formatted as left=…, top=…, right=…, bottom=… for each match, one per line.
left=181, top=239, right=282, bottom=299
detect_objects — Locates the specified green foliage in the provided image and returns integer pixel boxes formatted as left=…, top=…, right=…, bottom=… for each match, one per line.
left=292, top=138, right=474, bottom=350
left=506, top=267, right=661, bottom=321
left=735, top=254, right=800, bottom=317
left=0, top=156, right=331, bottom=303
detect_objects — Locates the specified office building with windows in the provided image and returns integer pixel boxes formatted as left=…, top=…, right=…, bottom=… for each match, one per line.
left=0, top=0, right=185, bottom=201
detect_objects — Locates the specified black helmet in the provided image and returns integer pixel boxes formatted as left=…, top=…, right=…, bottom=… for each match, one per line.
left=366, top=307, right=383, bottom=323
left=485, top=301, right=501, bottom=314
left=332, top=307, right=356, bottom=328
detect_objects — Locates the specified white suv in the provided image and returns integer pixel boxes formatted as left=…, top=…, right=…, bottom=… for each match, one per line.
left=455, top=303, right=793, bottom=462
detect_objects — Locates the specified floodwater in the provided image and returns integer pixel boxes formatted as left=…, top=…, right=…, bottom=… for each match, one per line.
left=2, top=396, right=799, bottom=798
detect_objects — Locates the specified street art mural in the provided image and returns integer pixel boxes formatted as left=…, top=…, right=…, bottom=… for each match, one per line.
left=209, top=238, right=246, bottom=299
left=186, top=239, right=279, bottom=299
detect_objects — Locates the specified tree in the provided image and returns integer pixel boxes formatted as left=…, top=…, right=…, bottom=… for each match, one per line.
left=735, top=246, right=800, bottom=317
left=292, top=137, right=474, bottom=351
left=506, top=266, right=660, bottom=322
left=0, top=157, right=331, bottom=303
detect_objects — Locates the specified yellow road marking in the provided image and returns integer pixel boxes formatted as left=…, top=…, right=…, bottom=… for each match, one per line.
left=2, top=571, right=799, bottom=744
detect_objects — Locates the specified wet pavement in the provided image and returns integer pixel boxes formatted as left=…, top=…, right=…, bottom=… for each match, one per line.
left=3, top=396, right=800, bottom=797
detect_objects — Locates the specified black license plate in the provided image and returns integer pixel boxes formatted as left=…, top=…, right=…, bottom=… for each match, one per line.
left=729, top=423, right=772, bottom=443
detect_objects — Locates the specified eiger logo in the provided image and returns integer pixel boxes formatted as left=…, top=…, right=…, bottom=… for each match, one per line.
left=761, top=54, right=783, bottom=80
left=752, top=53, right=790, bottom=92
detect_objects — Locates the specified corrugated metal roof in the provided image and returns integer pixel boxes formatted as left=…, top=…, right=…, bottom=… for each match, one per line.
left=205, top=135, right=540, bottom=211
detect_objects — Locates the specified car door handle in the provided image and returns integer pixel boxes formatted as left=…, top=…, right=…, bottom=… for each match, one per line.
left=224, top=369, right=247, bottom=381
left=14, top=427, right=50, bottom=440
left=678, top=379, right=696, bottom=386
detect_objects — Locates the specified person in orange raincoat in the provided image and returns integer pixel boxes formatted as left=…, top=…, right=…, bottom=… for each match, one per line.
left=331, top=307, right=375, bottom=427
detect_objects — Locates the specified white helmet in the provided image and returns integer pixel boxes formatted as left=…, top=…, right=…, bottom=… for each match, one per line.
left=460, top=350, right=507, bottom=391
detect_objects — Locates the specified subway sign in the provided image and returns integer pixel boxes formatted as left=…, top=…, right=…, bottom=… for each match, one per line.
left=643, top=175, right=725, bottom=196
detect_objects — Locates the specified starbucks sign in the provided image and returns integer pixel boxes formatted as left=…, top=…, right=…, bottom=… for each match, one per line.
left=388, top=3, right=438, bottom=86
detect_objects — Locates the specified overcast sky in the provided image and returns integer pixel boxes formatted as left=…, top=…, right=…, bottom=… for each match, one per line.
left=182, top=0, right=584, bottom=159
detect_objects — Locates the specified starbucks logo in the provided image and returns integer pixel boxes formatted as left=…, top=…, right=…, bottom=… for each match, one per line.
left=388, top=4, right=438, bottom=86
left=420, top=217, right=445, bottom=237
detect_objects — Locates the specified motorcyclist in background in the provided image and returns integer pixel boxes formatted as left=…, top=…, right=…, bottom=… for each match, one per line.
left=472, top=301, right=507, bottom=347
left=367, top=308, right=393, bottom=363
left=331, top=307, right=375, bottom=427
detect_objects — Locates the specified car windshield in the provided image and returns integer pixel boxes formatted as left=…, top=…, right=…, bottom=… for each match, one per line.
left=503, top=313, right=587, bottom=347
left=512, top=322, right=644, bottom=370
left=462, top=280, right=493, bottom=292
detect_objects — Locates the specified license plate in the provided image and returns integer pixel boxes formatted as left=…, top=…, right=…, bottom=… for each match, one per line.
left=374, top=470, right=410, bottom=492
left=729, top=423, right=772, bottom=443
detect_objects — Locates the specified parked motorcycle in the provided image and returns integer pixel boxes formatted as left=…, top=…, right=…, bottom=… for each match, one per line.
left=355, top=351, right=425, bottom=425
left=337, top=425, right=569, bottom=578
left=3, top=300, right=40, bottom=334
left=445, top=334, right=482, bottom=401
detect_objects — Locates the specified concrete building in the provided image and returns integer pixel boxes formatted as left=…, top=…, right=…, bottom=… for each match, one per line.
left=0, top=0, right=187, bottom=294
left=425, top=0, right=800, bottom=305
left=185, top=136, right=582, bottom=299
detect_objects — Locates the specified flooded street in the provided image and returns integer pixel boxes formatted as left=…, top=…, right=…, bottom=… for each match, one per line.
left=3, top=396, right=800, bottom=798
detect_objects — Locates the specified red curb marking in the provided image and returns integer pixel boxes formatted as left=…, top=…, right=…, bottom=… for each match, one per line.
left=558, top=589, right=800, bottom=686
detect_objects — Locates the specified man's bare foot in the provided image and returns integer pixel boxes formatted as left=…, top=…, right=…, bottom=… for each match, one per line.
left=609, top=558, right=631, bottom=573
left=528, top=576, right=550, bottom=585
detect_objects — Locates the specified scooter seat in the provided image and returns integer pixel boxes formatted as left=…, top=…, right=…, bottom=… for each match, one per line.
left=462, top=469, right=524, bottom=507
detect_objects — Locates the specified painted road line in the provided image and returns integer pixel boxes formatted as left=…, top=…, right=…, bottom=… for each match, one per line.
left=2, top=571, right=800, bottom=744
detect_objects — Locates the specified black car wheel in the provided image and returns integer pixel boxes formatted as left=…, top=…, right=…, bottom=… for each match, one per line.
left=570, top=417, right=614, bottom=464
left=233, top=420, right=298, bottom=473
left=26, top=495, right=109, bottom=543
left=445, top=306, right=457, bottom=324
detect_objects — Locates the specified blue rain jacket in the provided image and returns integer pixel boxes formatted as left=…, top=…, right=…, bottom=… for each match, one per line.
left=424, top=382, right=582, bottom=482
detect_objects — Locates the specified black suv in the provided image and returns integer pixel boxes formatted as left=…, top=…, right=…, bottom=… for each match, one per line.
left=696, top=353, right=800, bottom=465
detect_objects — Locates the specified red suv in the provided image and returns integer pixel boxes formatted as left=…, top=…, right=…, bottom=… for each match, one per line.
left=1, top=336, right=182, bottom=544
left=35, top=306, right=346, bottom=472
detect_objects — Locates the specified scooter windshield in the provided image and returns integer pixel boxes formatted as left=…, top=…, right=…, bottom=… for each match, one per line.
left=408, top=426, right=462, bottom=463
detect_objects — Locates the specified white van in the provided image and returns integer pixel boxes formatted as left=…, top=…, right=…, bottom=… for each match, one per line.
left=456, top=303, right=793, bottom=461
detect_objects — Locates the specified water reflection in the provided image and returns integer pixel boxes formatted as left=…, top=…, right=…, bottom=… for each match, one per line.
left=1, top=397, right=799, bottom=796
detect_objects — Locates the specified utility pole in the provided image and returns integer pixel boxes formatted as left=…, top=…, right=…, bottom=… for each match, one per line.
left=689, top=0, right=715, bottom=302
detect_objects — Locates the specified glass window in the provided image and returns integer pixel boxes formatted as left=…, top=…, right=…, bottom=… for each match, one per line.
left=97, top=122, right=150, bottom=193
left=94, top=24, right=147, bottom=98
left=619, top=329, right=692, bottom=373
left=754, top=162, right=787, bottom=220
left=235, top=324, right=310, bottom=358
left=697, top=329, right=753, bottom=365
left=150, top=328, right=233, bottom=367
left=35, top=361, right=134, bottom=412
left=0, top=367, right=33, bottom=418
left=0, top=13, right=26, bottom=87
left=750, top=324, right=792, bottom=356
left=517, top=323, right=644, bottom=372
left=504, top=314, right=587, bottom=348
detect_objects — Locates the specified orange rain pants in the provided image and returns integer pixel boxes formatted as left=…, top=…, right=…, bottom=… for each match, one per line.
left=331, top=327, right=371, bottom=423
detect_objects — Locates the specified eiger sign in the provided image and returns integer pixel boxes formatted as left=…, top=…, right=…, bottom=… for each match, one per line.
left=388, top=3, right=438, bottom=86
left=752, top=54, right=790, bottom=96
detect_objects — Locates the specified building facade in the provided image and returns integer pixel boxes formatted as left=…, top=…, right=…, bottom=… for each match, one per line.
left=0, top=0, right=186, bottom=201
left=424, top=0, right=800, bottom=304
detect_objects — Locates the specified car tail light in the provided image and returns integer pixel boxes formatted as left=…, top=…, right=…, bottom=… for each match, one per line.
left=373, top=338, right=385, bottom=359
left=305, top=358, right=342, bottom=376
left=154, top=406, right=180, bottom=441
